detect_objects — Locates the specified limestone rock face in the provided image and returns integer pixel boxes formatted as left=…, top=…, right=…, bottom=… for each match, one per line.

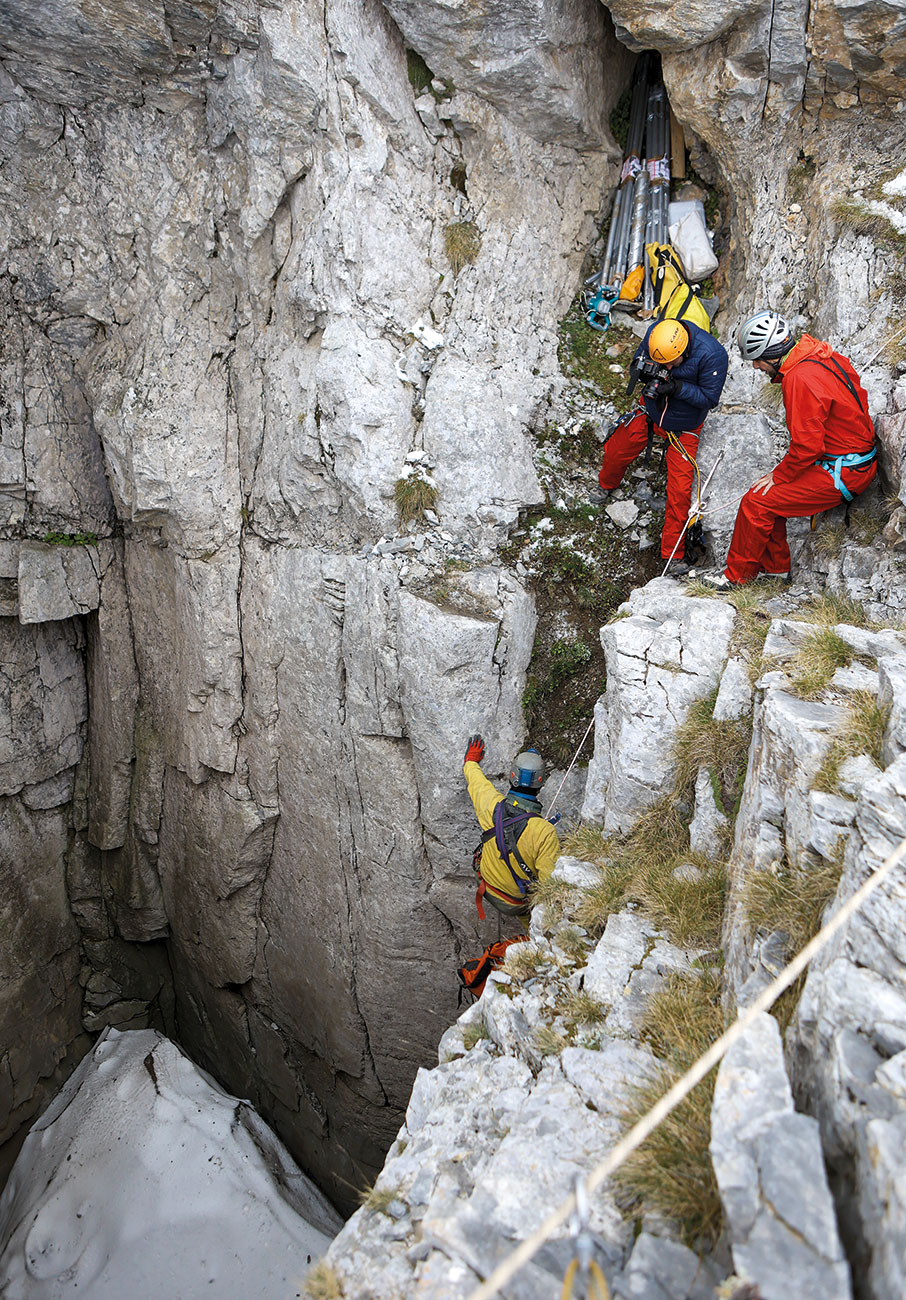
left=582, top=578, right=735, bottom=829
left=710, top=1012, right=851, bottom=1300
left=381, top=0, right=628, bottom=148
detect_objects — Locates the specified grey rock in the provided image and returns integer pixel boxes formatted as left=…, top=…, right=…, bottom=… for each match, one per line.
left=710, top=1013, right=851, bottom=1300
left=713, top=656, right=753, bottom=722
left=582, top=580, right=735, bottom=830
left=612, top=1231, right=703, bottom=1300
left=17, top=541, right=101, bottom=624
left=689, top=766, right=729, bottom=858
left=606, top=499, right=640, bottom=528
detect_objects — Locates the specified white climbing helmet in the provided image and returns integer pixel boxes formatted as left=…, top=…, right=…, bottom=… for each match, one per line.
left=737, top=309, right=794, bottom=362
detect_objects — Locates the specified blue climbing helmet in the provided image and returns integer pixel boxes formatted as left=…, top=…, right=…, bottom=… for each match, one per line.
left=509, top=747, right=546, bottom=795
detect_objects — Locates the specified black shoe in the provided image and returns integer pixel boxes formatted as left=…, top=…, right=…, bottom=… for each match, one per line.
left=754, top=571, right=791, bottom=584
left=662, top=558, right=692, bottom=576
left=588, top=487, right=612, bottom=506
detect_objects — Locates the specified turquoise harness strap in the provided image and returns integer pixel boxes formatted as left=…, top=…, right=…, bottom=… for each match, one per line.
left=817, top=448, right=877, bottom=502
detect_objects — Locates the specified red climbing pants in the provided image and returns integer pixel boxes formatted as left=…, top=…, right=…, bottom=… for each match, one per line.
left=599, top=412, right=703, bottom=560
left=724, top=460, right=878, bottom=584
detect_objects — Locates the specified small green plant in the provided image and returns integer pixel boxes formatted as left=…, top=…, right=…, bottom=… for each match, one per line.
left=305, top=1260, right=344, bottom=1299
left=788, top=626, right=855, bottom=698
left=557, top=306, right=638, bottom=412
left=42, top=531, right=99, bottom=547
left=813, top=689, right=889, bottom=793
left=394, top=473, right=437, bottom=523
left=444, top=221, right=481, bottom=274
left=406, top=48, right=434, bottom=94
left=359, top=1181, right=399, bottom=1215
left=462, top=1018, right=491, bottom=1051
left=617, top=969, right=724, bottom=1247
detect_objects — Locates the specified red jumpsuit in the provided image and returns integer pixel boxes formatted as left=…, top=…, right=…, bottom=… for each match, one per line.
left=598, top=412, right=702, bottom=560
left=723, top=336, right=877, bottom=584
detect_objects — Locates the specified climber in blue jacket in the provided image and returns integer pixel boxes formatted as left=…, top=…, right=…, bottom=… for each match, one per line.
left=592, top=319, right=728, bottom=572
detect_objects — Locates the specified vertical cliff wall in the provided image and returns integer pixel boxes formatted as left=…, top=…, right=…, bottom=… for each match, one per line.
left=0, top=0, right=631, bottom=1203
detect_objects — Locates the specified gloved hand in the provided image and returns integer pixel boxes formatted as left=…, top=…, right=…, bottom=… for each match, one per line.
left=464, top=734, right=485, bottom=765
left=653, top=372, right=678, bottom=397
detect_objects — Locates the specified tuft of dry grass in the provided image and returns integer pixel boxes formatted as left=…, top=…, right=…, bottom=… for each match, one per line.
left=462, top=1018, right=490, bottom=1051
left=671, top=690, right=752, bottom=815
left=616, top=970, right=724, bottom=1247
left=570, top=798, right=726, bottom=949
left=535, top=1024, right=568, bottom=1056
left=796, top=592, right=871, bottom=628
left=394, top=474, right=437, bottom=523
left=743, top=847, right=845, bottom=959
left=502, top=942, right=542, bottom=981
left=358, top=1181, right=399, bottom=1215
left=444, top=220, right=481, bottom=273
left=560, top=989, right=606, bottom=1035
left=561, top=824, right=610, bottom=864
left=305, top=1261, right=344, bottom=1299
left=812, top=520, right=847, bottom=560
left=788, top=626, right=854, bottom=698
left=813, top=690, right=889, bottom=793
left=527, top=873, right=575, bottom=925
left=555, top=925, right=592, bottom=965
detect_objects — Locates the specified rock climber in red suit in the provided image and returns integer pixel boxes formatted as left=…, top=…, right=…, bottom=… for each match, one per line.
left=702, top=310, right=877, bottom=589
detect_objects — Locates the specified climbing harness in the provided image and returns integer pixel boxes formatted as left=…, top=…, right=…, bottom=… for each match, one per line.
left=560, top=1178, right=610, bottom=1300
left=472, top=796, right=544, bottom=918
left=816, top=448, right=877, bottom=503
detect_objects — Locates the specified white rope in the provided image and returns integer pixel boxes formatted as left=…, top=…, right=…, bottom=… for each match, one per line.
left=546, top=715, right=596, bottom=818
left=858, top=320, right=906, bottom=370
left=465, top=832, right=906, bottom=1300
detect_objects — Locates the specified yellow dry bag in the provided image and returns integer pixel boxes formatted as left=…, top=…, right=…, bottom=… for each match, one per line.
left=645, top=242, right=712, bottom=331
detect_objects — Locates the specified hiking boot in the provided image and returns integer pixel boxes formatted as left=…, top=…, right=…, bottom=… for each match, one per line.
left=662, top=557, right=692, bottom=577
left=755, top=570, right=791, bottom=584
left=588, top=487, right=612, bottom=506
left=695, top=571, right=738, bottom=591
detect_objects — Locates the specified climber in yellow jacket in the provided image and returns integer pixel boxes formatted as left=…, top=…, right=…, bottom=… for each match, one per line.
left=463, top=734, right=561, bottom=920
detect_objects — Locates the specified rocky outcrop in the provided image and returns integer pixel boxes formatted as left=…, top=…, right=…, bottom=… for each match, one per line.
left=710, top=1012, right=851, bottom=1300
left=582, top=578, right=735, bottom=828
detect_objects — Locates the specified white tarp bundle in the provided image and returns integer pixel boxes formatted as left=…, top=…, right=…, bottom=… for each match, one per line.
left=0, top=1028, right=341, bottom=1299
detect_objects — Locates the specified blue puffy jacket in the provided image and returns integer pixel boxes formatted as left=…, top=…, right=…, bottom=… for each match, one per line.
left=634, top=321, right=728, bottom=432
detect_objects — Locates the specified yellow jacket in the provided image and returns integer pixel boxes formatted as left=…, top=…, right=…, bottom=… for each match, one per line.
left=464, top=761, right=560, bottom=905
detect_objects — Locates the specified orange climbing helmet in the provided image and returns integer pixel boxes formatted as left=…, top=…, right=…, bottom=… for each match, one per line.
left=648, top=319, right=689, bottom=363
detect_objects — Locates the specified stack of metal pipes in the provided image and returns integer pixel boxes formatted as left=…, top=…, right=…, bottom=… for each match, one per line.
left=597, top=59, right=671, bottom=308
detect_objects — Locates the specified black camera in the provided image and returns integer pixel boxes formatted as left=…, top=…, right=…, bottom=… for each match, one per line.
left=627, top=355, right=670, bottom=399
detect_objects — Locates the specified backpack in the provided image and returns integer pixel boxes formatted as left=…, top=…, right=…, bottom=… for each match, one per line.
left=471, top=796, right=544, bottom=896
left=457, top=935, right=529, bottom=1002
left=645, top=242, right=712, bottom=331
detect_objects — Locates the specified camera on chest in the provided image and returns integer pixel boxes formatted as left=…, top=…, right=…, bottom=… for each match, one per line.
left=637, top=356, right=670, bottom=398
